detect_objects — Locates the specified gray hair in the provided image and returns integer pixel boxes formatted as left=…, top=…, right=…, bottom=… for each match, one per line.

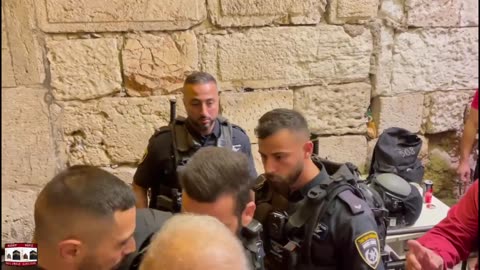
left=140, top=213, right=250, bottom=270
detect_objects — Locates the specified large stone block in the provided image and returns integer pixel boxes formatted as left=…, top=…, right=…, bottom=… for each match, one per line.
left=327, top=0, right=378, bottom=24
left=47, top=38, right=122, bottom=101
left=2, top=87, right=57, bottom=187
left=52, top=96, right=184, bottom=166
left=294, top=82, right=371, bottom=135
left=406, top=0, right=461, bottom=27
left=207, top=0, right=324, bottom=27
left=36, top=0, right=207, bottom=32
left=4, top=0, right=45, bottom=85
left=460, top=0, right=479, bottom=26
left=317, top=135, right=368, bottom=173
left=371, top=24, right=394, bottom=97
left=392, top=28, right=478, bottom=93
left=372, top=94, right=425, bottom=134
left=379, top=0, right=405, bottom=25
left=201, top=26, right=372, bottom=90
left=423, top=90, right=476, bottom=134
left=102, top=166, right=137, bottom=184
left=1, top=8, right=15, bottom=88
left=122, top=32, right=198, bottom=96
left=2, top=188, right=40, bottom=246
left=220, top=90, right=294, bottom=143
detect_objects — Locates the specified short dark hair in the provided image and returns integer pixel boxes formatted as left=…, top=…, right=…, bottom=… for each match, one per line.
left=255, top=108, right=310, bottom=139
left=184, top=71, right=217, bottom=86
left=34, top=165, right=136, bottom=242
left=180, top=147, right=254, bottom=216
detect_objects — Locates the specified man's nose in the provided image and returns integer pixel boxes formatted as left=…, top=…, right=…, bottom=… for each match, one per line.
left=263, top=158, right=276, bottom=174
left=200, top=103, right=209, bottom=116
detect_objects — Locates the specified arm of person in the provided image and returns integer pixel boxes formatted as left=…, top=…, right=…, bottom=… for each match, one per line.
left=133, top=132, right=169, bottom=208
left=457, top=90, right=479, bottom=182
left=335, top=192, right=385, bottom=270
left=408, top=181, right=478, bottom=269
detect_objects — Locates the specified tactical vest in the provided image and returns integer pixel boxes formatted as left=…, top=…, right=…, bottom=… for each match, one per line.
left=241, top=219, right=266, bottom=270
left=170, top=116, right=233, bottom=171
left=154, top=116, right=234, bottom=212
left=253, top=157, right=388, bottom=270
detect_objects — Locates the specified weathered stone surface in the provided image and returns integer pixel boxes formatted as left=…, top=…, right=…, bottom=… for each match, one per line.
left=102, top=166, right=137, bottom=184
left=406, top=0, right=460, bottom=27
left=423, top=131, right=463, bottom=204
left=371, top=23, right=394, bottom=97
left=52, top=96, right=185, bottom=166
left=251, top=144, right=264, bottom=174
left=2, top=87, right=57, bottom=187
left=36, top=0, right=207, bottom=32
left=221, top=90, right=293, bottom=142
left=294, top=82, right=370, bottom=135
left=201, top=26, right=372, bottom=90
left=208, top=0, right=324, bottom=27
left=328, top=0, right=378, bottom=24
left=392, top=28, right=479, bottom=93
left=379, top=0, right=405, bottom=25
left=122, top=32, right=198, bottom=96
left=2, top=188, right=40, bottom=246
left=4, top=0, right=45, bottom=85
left=2, top=8, right=15, bottom=88
left=317, top=135, right=368, bottom=173
left=47, top=38, right=122, bottom=101
left=372, top=94, right=425, bottom=134
left=460, top=0, right=479, bottom=26
left=423, top=90, right=476, bottom=134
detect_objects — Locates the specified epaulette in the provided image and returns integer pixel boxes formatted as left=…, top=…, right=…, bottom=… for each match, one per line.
left=337, top=190, right=365, bottom=215
left=231, top=123, right=247, bottom=135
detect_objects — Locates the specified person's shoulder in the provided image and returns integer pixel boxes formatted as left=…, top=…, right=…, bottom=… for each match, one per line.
left=147, top=126, right=173, bottom=147
left=230, top=124, right=252, bottom=143
left=334, top=189, right=372, bottom=217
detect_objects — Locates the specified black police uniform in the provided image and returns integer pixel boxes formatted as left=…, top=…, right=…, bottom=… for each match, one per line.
left=256, top=162, right=385, bottom=270
left=119, top=209, right=265, bottom=270
left=133, top=118, right=257, bottom=210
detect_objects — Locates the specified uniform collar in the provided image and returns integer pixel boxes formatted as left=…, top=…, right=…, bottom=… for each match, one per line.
left=300, top=162, right=330, bottom=196
left=185, top=118, right=221, bottom=141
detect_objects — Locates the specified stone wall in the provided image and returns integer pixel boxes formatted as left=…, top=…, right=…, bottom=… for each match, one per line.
left=1, top=0, right=478, bottom=245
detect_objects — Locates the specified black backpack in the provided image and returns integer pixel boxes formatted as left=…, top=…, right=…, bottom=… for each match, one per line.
left=369, top=127, right=424, bottom=184
left=315, top=158, right=389, bottom=247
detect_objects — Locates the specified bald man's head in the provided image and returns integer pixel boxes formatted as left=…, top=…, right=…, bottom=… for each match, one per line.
left=140, top=214, right=250, bottom=270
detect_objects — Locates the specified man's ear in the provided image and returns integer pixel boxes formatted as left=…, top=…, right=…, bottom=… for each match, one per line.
left=241, top=201, right=256, bottom=227
left=58, top=239, right=83, bottom=263
left=303, top=140, right=314, bottom=158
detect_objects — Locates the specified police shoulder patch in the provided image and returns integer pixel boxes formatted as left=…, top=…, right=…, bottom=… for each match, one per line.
left=354, top=231, right=380, bottom=269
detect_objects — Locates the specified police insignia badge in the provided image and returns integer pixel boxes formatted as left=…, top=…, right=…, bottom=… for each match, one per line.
left=139, top=148, right=148, bottom=164
left=355, top=231, right=380, bottom=269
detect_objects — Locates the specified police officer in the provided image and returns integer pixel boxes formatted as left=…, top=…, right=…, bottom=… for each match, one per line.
left=121, top=147, right=264, bottom=270
left=253, top=109, right=385, bottom=270
left=118, top=208, right=172, bottom=270
left=132, top=71, right=257, bottom=211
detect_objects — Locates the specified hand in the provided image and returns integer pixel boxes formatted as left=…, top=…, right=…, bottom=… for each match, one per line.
left=457, top=161, right=471, bottom=183
left=406, top=240, right=444, bottom=270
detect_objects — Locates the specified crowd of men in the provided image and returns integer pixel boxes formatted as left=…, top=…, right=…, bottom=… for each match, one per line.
left=11, top=72, right=478, bottom=270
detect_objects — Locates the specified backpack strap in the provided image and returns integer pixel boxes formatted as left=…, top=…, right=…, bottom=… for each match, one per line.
left=302, top=182, right=353, bottom=266
left=126, top=232, right=156, bottom=270
left=217, top=116, right=233, bottom=149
